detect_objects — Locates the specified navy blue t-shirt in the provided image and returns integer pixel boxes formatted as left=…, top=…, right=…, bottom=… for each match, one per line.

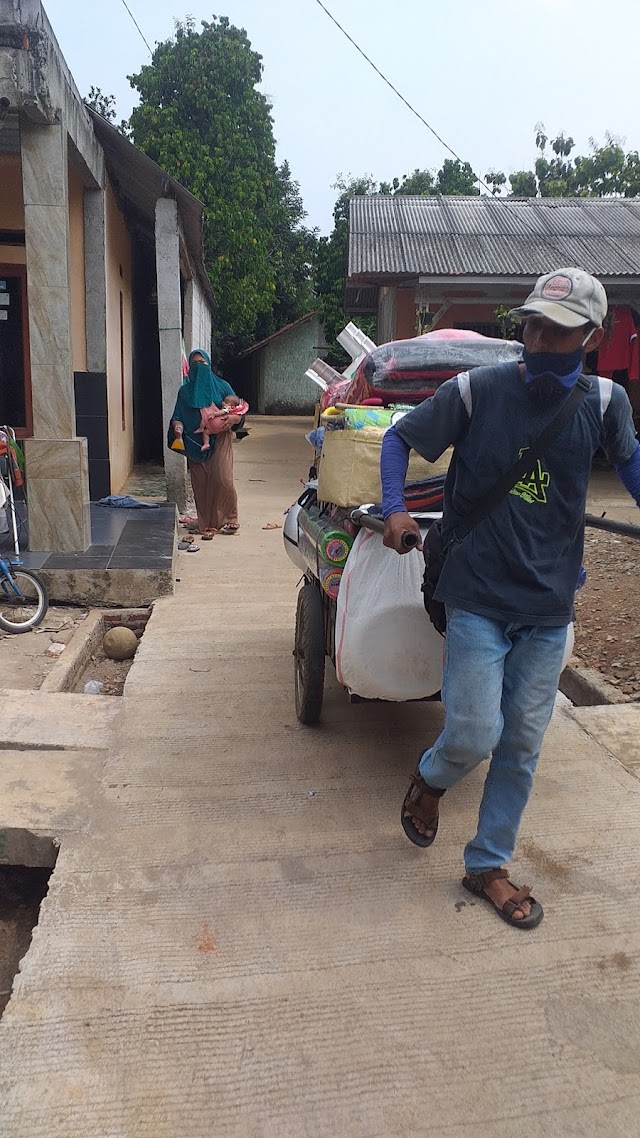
left=395, top=363, right=637, bottom=626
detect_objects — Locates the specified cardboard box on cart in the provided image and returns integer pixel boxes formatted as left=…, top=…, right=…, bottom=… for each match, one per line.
left=317, top=427, right=452, bottom=508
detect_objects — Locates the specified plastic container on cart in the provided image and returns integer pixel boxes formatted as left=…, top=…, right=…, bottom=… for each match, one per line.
left=297, top=506, right=354, bottom=568
left=317, top=427, right=451, bottom=509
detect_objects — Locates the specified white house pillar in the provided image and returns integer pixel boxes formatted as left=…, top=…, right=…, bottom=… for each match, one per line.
left=155, top=197, right=187, bottom=510
left=21, top=120, right=91, bottom=551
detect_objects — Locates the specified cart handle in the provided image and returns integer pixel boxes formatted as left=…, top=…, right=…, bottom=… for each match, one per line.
left=585, top=513, right=640, bottom=540
left=354, top=512, right=419, bottom=550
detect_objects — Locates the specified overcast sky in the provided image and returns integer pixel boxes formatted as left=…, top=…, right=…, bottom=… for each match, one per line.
left=45, top=0, right=640, bottom=235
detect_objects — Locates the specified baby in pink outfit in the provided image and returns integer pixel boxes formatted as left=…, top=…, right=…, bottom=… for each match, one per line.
left=196, top=395, right=245, bottom=451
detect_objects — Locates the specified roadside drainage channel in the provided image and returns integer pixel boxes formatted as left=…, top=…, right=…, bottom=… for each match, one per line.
left=42, top=608, right=151, bottom=696
left=0, top=830, right=58, bottom=1021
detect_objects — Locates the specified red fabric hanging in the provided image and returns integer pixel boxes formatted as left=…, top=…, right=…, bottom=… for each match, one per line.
left=598, top=306, right=639, bottom=380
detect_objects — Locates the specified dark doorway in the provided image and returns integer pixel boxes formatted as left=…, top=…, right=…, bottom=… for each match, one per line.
left=132, top=242, right=163, bottom=464
left=0, top=265, right=31, bottom=437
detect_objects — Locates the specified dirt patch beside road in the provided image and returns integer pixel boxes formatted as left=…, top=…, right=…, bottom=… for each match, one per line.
left=574, top=529, right=640, bottom=699
left=0, top=606, right=87, bottom=690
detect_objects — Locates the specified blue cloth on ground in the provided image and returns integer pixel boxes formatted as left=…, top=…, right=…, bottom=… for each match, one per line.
left=97, top=496, right=160, bottom=509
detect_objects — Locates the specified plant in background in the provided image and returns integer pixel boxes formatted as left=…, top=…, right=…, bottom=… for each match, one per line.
left=495, top=305, right=519, bottom=340
left=84, top=87, right=131, bottom=137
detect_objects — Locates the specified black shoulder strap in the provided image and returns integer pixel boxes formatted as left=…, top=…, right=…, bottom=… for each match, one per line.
left=454, top=375, right=590, bottom=541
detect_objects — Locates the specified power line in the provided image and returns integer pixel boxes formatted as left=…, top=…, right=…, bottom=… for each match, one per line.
left=313, top=0, right=491, bottom=194
left=118, top=0, right=153, bottom=55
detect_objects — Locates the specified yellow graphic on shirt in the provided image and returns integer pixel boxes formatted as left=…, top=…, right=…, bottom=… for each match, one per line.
left=509, top=448, right=550, bottom=505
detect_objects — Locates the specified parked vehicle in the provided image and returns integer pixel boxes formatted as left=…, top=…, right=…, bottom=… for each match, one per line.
left=0, top=427, right=48, bottom=633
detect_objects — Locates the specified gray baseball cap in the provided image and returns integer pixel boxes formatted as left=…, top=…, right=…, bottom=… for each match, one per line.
left=509, top=267, right=608, bottom=328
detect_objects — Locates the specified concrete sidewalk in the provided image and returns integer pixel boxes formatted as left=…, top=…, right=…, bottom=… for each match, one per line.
left=1, top=418, right=640, bottom=1137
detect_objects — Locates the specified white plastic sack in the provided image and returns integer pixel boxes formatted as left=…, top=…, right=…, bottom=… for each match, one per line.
left=335, top=529, right=443, bottom=700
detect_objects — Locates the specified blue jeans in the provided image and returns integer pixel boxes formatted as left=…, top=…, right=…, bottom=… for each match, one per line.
left=418, top=606, right=568, bottom=874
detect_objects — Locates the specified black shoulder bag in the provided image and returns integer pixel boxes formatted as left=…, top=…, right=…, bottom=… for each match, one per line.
left=422, top=376, right=590, bottom=635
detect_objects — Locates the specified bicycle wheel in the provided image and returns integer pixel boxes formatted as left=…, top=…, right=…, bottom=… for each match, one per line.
left=0, top=568, right=48, bottom=633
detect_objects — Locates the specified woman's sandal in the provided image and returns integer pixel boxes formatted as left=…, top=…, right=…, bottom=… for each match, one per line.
left=462, top=868, right=544, bottom=929
left=219, top=523, right=240, bottom=535
left=401, top=767, right=446, bottom=848
left=201, top=531, right=215, bottom=540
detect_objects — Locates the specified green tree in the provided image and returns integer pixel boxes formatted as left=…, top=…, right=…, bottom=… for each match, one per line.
left=509, top=170, right=537, bottom=197
left=129, top=17, right=315, bottom=360
left=435, top=159, right=480, bottom=195
left=84, top=87, right=131, bottom=136
left=485, top=169, right=507, bottom=196
left=388, top=168, right=436, bottom=195
left=258, top=160, right=317, bottom=340
left=315, top=174, right=378, bottom=366
left=535, top=128, right=576, bottom=196
left=574, top=133, right=640, bottom=197
left=508, top=125, right=640, bottom=198
left=85, top=86, right=116, bottom=120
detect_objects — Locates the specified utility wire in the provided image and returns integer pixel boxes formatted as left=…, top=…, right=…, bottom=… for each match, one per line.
left=119, top=0, right=153, bottom=55
left=313, top=0, right=491, bottom=194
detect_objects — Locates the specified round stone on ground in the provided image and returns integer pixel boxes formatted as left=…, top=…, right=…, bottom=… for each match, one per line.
left=103, top=626, right=138, bottom=661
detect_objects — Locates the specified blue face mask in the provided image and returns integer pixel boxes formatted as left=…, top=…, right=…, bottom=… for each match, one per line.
left=523, top=330, right=593, bottom=390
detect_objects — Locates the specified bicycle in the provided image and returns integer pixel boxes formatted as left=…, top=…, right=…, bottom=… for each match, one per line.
left=0, top=556, right=48, bottom=633
left=0, top=425, right=49, bottom=633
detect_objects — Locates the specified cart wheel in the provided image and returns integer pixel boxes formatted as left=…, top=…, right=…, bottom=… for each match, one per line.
left=294, top=581, right=325, bottom=724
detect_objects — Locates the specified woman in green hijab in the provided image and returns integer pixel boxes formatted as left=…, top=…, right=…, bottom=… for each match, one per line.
left=169, top=350, right=242, bottom=537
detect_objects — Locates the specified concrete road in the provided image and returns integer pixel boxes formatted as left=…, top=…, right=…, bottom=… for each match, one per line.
left=1, top=418, right=640, bottom=1137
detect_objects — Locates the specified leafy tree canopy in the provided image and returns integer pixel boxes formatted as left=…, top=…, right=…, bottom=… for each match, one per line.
left=506, top=123, right=640, bottom=197
left=315, top=175, right=378, bottom=367
left=435, top=158, right=480, bottom=196
left=85, top=86, right=117, bottom=120
left=127, top=17, right=315, bottom=361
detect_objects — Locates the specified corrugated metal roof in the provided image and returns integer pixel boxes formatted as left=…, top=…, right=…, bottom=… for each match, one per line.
left=348, top=196, right=640, bottom=279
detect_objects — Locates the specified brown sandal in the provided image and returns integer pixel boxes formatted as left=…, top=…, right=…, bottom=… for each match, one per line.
left=462, top=868, right=544, bottom=929
left=400, top=766, right=446, bottom=848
